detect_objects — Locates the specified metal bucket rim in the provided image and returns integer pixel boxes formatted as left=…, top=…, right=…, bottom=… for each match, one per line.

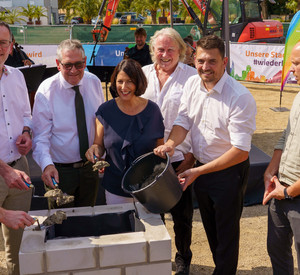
left=121, top=152, right=170, bottom=194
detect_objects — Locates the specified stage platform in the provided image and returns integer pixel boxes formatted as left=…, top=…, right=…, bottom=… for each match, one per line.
left=27, top=144, right=271, bottom=210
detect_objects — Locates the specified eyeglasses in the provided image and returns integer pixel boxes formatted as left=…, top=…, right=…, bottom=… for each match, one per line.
left=59, top=60, right=85, bottom=70
left=0, top=40, right=11, bottom=48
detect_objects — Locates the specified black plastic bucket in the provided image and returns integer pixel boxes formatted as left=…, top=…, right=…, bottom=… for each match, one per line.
left=121, top=152, right=183, bottom=213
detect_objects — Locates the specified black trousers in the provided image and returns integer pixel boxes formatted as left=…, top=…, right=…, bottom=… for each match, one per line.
left=169, top=161, right=194, bottom=266
left=46, top=162, right=100, bottom=208
left=194, top=159, right=249, bottom=275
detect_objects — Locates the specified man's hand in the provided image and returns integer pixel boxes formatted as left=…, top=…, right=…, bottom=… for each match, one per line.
left=3, top=166, right=31, bottom=190
left=16, top=132, right=32, bottom=155
left=42, top=165, right=59, bottom=188
left=175, top=152, right=195, bottom=175
left=178, top=167, right=200, bottom=191
left=262, top=176, right=285, bottom=205
left=154, top=144, right=175, bottom=159
left=0, top=208, right=35, bottom=230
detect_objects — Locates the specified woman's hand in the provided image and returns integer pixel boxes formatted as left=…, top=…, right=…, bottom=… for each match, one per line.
left=85, top=144, right=102, bottom=163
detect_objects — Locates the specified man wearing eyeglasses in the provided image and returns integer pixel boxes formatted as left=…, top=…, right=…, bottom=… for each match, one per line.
left=32, top=39, right=105, bottom=208
left=0, top=21, right=34, bottom=275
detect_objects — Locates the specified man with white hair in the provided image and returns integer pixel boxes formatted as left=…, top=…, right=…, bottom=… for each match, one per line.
left=32, top=39, right=105, bottom=208
left=142, top=28, right=197, bottom=275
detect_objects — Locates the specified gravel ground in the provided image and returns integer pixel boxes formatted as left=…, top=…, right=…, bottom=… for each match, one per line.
left=0, top=82, right=298, bottom=274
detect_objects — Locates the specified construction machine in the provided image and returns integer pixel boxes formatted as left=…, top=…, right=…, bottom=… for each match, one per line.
left=92, top=0, right=284, bottom=43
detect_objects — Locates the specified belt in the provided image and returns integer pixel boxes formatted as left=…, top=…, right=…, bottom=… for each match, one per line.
left=280, top=181, right=290, bottom=188
left=7, top=158, right=20, bottom=167
left=54, top=160, right=87, bottom=169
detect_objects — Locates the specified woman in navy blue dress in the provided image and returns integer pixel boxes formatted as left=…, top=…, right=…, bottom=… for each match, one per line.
left=85, top=59, right=165, bottom=204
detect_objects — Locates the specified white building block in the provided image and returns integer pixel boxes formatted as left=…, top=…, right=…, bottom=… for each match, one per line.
left=125, top=262, right=172, bottom=275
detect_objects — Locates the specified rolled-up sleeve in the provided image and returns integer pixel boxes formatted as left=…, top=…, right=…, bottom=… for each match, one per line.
left=229, top=93, right=257, bottom=152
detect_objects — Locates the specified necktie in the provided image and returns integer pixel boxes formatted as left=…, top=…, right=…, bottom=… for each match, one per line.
left=72, top=85, right=88, bottom=161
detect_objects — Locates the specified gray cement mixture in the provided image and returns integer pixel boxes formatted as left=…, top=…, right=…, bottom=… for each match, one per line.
left=44, top=189, right=74, bottom=206
left=42, top=210, right=67, bottom=226
left=92, top=160, right=110, bottom=171
left=129, top=163, right=165, bottom=191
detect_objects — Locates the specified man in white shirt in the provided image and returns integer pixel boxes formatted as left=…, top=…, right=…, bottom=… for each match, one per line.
left=0, top=21, right=34, bottom=275
left=155, top=35, right=256, bottom=275
left=142, top=28, right=197, bottom=275
left=32, top=39, right=105, bottom=208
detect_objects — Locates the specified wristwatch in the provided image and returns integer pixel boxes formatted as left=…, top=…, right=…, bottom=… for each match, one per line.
left=284, top=187, right=293, bottom=200
left=22, top=129, right=32, bottom=138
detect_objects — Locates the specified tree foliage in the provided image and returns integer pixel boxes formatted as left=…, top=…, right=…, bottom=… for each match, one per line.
left=5, top=9, right=25, bottom=24
left=61, top=0, right=100, bottom=24
left=285, top=0, right=298, bottom=14
left=19, top=4, right=36, bottom=23
left=132, top=0, right=172, bottom=24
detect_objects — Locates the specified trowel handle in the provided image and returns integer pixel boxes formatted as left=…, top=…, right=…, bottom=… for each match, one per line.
left=24, top=181, right=34, bottom=188
left=51, top=177, right=58, bottom=188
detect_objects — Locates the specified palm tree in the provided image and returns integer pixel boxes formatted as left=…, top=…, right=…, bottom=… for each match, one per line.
left=20, top=4, right=36, bottom=24
left=133, top=0, right=162, bottom=24
left=62, top=0, right=100, bottom=24
left=0, top=11, right=6, bottom=22
left=5, top=9, right=25, bottom=25
left=34, top=6, right=48, bottom=24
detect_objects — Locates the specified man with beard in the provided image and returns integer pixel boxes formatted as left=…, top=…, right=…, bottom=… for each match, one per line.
left=154, top=35, right=256, bottom=275
left=124, top=28, right=152, bottom=67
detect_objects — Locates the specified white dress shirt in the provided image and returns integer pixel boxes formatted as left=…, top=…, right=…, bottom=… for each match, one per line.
left=0, top=66, right=31, bottom=163
left=32, top=71, right=104, bottom=171
left=175, top=72, right=256, bottom=164
left=142, top=62, right=197, bottom=163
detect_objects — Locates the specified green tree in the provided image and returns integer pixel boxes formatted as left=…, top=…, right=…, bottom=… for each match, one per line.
left=58, top=0, right=69, bottom=9
left=5, top=9, right=25, bottom=25
left=62, top=0, right=100, bottom=24
left=20, top=4, right=36, bottom=24
left=34, top=6, right=48, bottom=23
left=133, top=0, right=172, bottom=24
left=0, top=11, right=6, bottom=22
left=178, top=0, right=199, bottom=18
left=117, top=0, right=132, bottom=12
left=285, top=0, right=298, bottom=14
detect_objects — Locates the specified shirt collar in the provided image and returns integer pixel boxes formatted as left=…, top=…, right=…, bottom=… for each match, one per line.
left=200, top=70, right=228, bottom=94
left=152, top=62, right=185, bottom=73
left=59, top=71, right=84, bottom=90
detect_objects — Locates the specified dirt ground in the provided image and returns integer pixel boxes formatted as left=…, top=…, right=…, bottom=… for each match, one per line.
left=0, top=82, right=299, bottom=274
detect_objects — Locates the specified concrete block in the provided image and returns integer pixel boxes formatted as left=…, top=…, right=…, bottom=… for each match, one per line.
left=46, top=238, right=97, bottom=272
left=143, top=218, right=171, bottom=262
left=19, top=230, right=46, bottom=253
left=98, top=232, right=147, bottom=267
left=19, top=251, right=44, bottom=274
left=74, top=268, right=121, bottom=275
left=149, top=238, right=172, bottom=262
left=125, top=262, right=172, bottom=275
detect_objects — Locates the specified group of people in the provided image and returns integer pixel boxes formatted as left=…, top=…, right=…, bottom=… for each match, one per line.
left=1, top=18, right=300, bottom=275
